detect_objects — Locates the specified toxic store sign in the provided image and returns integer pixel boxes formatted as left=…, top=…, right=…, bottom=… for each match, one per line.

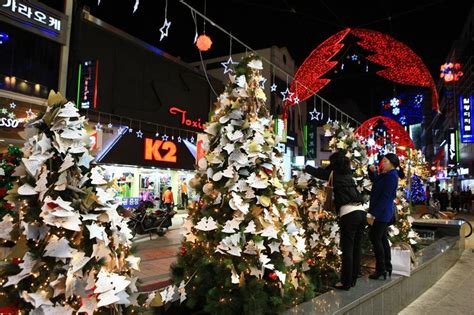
left=169, top=106, right=205, bottom=130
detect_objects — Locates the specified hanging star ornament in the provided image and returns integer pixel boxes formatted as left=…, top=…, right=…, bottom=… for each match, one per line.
left=293, top=96, right=300, bottom=104
left=159, top=18, right=171, bottom=41
left=155, top=132, right=160, bottom=138
left=190, top=136, right=195, bottom=143
left=162, top=134, right=169, bottom=141
left=136, top=130, right=143, bottom=138
left=25, top=108, right=34, bottom=118
left=177, top=136, right=182, bottom=143
left=128, top=127, right=133, bottom=133
left=107, top=123, right=113, bottom=129
left=280, top=88, right=294, bottom=102
left=9, top=102, right=16, bottom=109
left=309, top=108, right=322, bottom=121
left=221, top=57, right=238, bottom=74
left=259, top=77, right=267, bottom=89
left=270, top=83, right=277, bottom=92
left=133, top=0, right=139, bottom=13
left=95, top=122, right=103, bottom=130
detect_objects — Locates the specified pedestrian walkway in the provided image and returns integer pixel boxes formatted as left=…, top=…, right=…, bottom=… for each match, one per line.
left=135, top=212, right=186, bottom=292
left=399, top=220, right=474, bottom=315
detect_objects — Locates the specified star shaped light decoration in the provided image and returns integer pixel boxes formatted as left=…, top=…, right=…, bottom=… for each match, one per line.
left=221, top=57, right=238, bottom=74
left=270, top=83, right=277, bottom=92
left=162, top=134, right=169, bottom=141
left=259, top=77, right=267, bottom=89
left=128, top=127, right=133, bottom=133
left=351, top=54, right=359, bottom=61
left=25, top=108, right=34, bottom=118
left=1, top=108, right=7, bottom=114
left=293, top=96, right=300, bottom=104
left=136, top=130, right=143, bottom=138
left=190, top=136, right=195, bottom=143
left=107, top=123, right=113, bottom=129
left=327, top=117, right=333, bottom=124
left=95, top=122, right=103, bottom=131
left=8, top=112, right=15, bottom=119
left=9, top=102, right=16, bottom=109
left=159, top=18, right=171, bottom=41
left=177, top=136, right=182, bottom=143
left=280, top=88, right=294, bottom=102
left=309, top=108, right=322, bottom=121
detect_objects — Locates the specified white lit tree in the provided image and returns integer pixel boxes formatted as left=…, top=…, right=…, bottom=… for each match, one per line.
left=0, top=92, right=141, bottom=313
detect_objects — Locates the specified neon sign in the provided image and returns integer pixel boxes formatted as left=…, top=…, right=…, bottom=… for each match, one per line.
left=144, top=138, right=177, bottom=163
left=169, top=106, right=205, bottom=130
left=459, top=96, right=473, bottom=143
left=0, top=0, right=68, bottom=44
left=77, top=60, right=99, bottom=109
left=0, top=106, right=20, bottom=128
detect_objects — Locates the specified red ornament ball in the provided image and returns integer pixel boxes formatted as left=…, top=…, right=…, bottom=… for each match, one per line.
left=307, top=259, right=314, bottom=265
left=180, top=246, right=187, bottom=256
left=11, top=257, right=23, bottom=265
left=196, top=34, right=212, bottom=52
left=268, top=271, right=278, bottom=280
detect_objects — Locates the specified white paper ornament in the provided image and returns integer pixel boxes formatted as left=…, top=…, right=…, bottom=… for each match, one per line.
left=194, top=217, right=218, bottom=231
left=126, top=255, right=141, bottom=271
left=44, top=236, right=75, bottom=258
left=18, top=183, right=38, bottom=195
left=261, top=225, right=278, bottom=240
left=259, top=253, right=274, bottom=270
left=58, top=154, right=75, bottom=172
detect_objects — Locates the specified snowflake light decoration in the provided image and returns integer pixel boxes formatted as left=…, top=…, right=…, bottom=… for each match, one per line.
left=392, top=107, right=400, bottom=115
left=390, top=97, right=400, bottom=108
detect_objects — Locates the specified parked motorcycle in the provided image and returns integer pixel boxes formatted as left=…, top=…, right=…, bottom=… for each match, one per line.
left=127, top=200, right=176, bottom=237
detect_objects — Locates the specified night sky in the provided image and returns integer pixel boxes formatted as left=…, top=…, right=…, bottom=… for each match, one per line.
left=64, top=0, right=473, bottom=118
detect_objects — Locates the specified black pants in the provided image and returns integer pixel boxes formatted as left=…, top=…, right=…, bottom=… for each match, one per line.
left=369, top=221, right=392, bottom=273
left=339, top=210, right=367, bottom=287
left=181, top=193, right=188, bottom=208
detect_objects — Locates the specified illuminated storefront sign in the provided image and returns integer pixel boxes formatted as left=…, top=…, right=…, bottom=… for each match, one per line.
left=0, top=106, right=21, bottom=128
left=169, top=106, right=205, bottom=130
left=121, top=197, right=140, bottom=208
left=0, top=0, right=68, bottom=44
left=77, top=60, right=99, bottom=109
left=144, top=138, right=177, bottom=163
left=447, top=129, right=457, bottom=166
left=459, top=95, right=473, bottom=143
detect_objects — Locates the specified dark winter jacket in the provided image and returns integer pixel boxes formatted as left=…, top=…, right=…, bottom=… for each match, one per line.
left=304, top=165, right=363, bottom=212
left=368, top=168, right=398, bottom=223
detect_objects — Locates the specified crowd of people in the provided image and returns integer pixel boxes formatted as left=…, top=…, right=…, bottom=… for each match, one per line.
left=428, top=187, right=472, bottom=213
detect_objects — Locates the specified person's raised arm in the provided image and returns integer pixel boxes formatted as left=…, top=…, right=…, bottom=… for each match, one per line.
left=304, top=165, right=332, bottom=181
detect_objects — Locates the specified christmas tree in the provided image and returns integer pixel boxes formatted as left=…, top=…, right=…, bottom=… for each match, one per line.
left=0, top=146, right=22, bottom=220
left=0, top=92, right=141, bottom=313
left=294, top=174, right=341, bottom=291
left=156, top=56, right=312, bottom=314
left=409, top=174, right=426, bottom=205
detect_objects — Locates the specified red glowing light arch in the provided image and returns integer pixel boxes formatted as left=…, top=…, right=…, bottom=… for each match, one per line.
left=354, top=116, right=415, bottom=157
left=286, top=28, right=439, bottom=115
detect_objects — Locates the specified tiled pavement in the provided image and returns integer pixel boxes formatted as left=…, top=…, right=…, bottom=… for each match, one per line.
left=135, top=213, right=186, bottom=292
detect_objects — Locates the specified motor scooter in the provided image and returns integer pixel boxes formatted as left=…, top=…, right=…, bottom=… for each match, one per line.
left=127, top=200, right=176, bottom=238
